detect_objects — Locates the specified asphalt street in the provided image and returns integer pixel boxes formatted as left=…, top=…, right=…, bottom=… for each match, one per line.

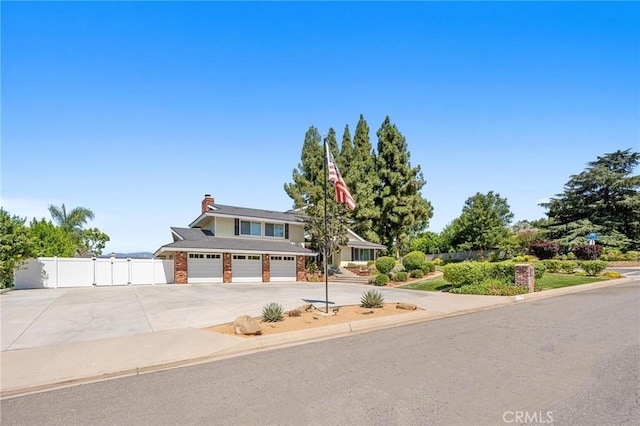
left=2, top=279, right=638, bottom=426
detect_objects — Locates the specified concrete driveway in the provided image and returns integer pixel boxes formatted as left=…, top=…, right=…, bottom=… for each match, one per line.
left=1, top=281, right=508, bottom=352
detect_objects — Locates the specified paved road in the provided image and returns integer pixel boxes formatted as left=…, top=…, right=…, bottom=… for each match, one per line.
left=2, top=280, right=638, bottom=426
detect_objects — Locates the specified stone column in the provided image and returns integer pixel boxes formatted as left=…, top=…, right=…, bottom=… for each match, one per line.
left=223, top=253, right=232, bottom=283
left=262, top=254, right=270, bottom=283
left=174, top=252, right=188, bottom=284
left=515, top=263, right=535, bottom=293
left=296, top=256, right=306, bottom=282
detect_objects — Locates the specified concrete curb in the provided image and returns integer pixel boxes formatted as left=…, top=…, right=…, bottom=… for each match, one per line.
left=1, top=277, right=635, bottom=398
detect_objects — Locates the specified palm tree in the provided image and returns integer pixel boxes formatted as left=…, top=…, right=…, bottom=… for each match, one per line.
left=48, top=204, right=95, bottom=239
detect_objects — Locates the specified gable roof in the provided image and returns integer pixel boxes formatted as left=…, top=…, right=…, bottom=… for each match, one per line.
left=154, top=227, right=316, bottom=257
left=346, top=229, right=386, bottom=250
left=190, top=203, right=304, bottom=228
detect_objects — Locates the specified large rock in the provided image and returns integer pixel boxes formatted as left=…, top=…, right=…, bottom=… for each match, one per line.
left=233, top=315, right=262, bottom=335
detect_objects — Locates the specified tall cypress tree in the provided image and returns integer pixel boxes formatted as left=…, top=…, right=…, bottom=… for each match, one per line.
left=284, top=126, right=349, bottom=265
left=374, top=116, right=433, bottom=256
left=338, top=124, right=353, bottom=173
left=347, top=114, right=380, bottom=243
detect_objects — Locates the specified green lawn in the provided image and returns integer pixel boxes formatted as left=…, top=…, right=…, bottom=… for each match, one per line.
left=401, top=273, right=608, bottom=292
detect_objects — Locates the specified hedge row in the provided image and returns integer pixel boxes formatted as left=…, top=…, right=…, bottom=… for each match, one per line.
left=442, top=261, right=547, bottom=287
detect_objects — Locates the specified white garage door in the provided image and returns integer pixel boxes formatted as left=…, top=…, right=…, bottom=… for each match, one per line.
left=232, top=255, right=262, bottom=282
left=270, top=256, right=296, bottom=282
left=187, top=253, right=222, bottom=283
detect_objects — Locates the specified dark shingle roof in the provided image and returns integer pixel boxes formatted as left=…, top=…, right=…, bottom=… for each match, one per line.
left=204, top=204, right=305, bottom=223
left=161, top=227, right=315, bottom=255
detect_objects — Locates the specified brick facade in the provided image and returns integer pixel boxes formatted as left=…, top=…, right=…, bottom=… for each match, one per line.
left=296, top=255, right=306, bottom=281
left=262, top=254, right=270, bottom=283
left=223, top=252, right=232, bottom=283
left=174, top=252, right=188, bottom=284
left=515, top=263, right=535, bottom=293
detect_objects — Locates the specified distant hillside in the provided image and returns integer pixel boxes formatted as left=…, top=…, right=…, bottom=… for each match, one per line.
left=99, top=252, right=154, bottom=259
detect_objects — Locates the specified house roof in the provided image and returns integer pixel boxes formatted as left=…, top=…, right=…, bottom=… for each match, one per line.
left=190, top=203, right=304, bottom=228
left=155, top=227, right=316, bottom=257
left=345, top=229, right=387, bottom=250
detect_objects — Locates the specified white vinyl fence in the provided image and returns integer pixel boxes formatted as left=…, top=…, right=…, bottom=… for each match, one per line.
left=14, top=257, right=174, bottom=289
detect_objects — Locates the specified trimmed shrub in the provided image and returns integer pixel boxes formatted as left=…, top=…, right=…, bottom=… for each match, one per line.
left=393, top=271, right=409, bottom=282
left=530, top=242, right=560, bottom=260
left=421, top=261, right=436, bottom=274
left=373, top=274, right=390, bottom=286
left=602, top=271, right=623, bottom=279
left=402, top=251, right=426, bottom=271
left=542, top=259, right=561, bottom=273
left=559, top=261, right=578, bottom=274
left=581, top=260, right=608, bottom=276
left=443, top=262, right=488, bottom=287
left=531, top=261, right=547, bottom=280
left=433, top=258, right=443, bottom=266
left=573, top=245, right=604, bottom=261
left=450, top=279, right=529, bottom=296
left=410, top=269, right=424, bottom=278
left=375, top=256, right=396, bottom=275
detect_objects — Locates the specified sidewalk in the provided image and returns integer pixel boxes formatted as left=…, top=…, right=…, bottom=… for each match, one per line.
left=0, top=277, right=634, bottom=398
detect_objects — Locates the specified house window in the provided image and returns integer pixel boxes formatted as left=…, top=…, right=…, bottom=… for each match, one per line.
left=240, top=220, right=262, bottom=236
left=353, top=248, right=375, bottom=261
left=264, top=223, right=285, bottom=238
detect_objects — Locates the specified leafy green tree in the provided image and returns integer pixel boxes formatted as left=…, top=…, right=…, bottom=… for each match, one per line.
left=81, top=228, right=111, bottom=256
left=284, top=126, right=325, bottom=208
left=345, top=114, right=380, bottom=243
left=541, top=149, right=640, bottom=250
left=48, top=203, right=95, bottom=244
left=28, top=218, right=76, bottom=257
left=407, top=231, right=443, bottom=254
left=0, top=209, right=35, bottom=288
left=374, top=116, right=433, bottom=256
left=449, top=191, right=514, bottom=251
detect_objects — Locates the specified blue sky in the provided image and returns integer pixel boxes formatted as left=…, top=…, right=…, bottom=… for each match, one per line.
left=2, top=1, right=639, bottom=253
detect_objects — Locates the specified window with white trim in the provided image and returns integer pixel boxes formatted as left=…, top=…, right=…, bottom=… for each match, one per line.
left=353, top=248, right=375, bottom=261
left=264, top=223, right=285, bottom=238
left=240, top=220, right=262, bottom=236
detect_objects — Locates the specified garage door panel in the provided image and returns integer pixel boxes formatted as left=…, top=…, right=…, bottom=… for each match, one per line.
left=188, top=253, right=222, bottom=283
left=270, top=256, right=296, bottom=282
left=232, top=255, right=262, bottom=282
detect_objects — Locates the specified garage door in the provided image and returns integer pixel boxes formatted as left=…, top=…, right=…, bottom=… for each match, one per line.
left=270, top=256, right=296, bottom=282
left=232, top=255, right=262, bottom=282
left=187, top=253, right=222, bottom=283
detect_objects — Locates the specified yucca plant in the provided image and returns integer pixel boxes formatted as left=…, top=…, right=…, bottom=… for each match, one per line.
left=360, top=289, right=385, bottom=308
left=262, top=302, right=284, bottom=322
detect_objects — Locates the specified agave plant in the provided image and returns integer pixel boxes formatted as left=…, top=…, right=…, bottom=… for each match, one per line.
left=262, top=302, right=284, bottom=322
left=360, top=289, right=385, bottom=308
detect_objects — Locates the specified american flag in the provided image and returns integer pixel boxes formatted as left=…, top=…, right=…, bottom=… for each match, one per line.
left=326, top=142, right=356, bottom=210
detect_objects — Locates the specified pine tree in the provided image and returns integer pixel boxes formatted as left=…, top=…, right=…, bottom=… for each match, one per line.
left=347, top=114, right=380, bottom=243
left=541, top=149, right=640, bottom=250
left=374, top=116, right=433, bottom=256
left=338, top=124, right=353, bottom=173
left=284, top=126, right=349, bottom=266
left=284, top=126, right=324, bottom=208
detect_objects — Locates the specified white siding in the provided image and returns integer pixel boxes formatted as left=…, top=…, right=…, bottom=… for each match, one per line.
left=216, top=217, right=235, bottom=237
left=288, top=224, right=305, bottom=244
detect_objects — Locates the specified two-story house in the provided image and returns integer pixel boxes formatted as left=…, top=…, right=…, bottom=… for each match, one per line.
left=154, top=194, right=386, bottom=284
left=154, top=195, right=316, bottom=284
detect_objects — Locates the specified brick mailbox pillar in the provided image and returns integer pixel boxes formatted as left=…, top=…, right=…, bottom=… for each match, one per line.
left=515, top=263, right=535, bottom=293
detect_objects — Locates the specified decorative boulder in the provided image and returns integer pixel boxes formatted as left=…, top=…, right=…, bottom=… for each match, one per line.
left=233, top=315, right=262, bottom=335
left=396, top=303, right=418, bottom=311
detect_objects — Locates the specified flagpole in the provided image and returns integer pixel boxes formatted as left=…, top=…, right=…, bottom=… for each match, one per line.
left=323, top=134, right=329, bottom=314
